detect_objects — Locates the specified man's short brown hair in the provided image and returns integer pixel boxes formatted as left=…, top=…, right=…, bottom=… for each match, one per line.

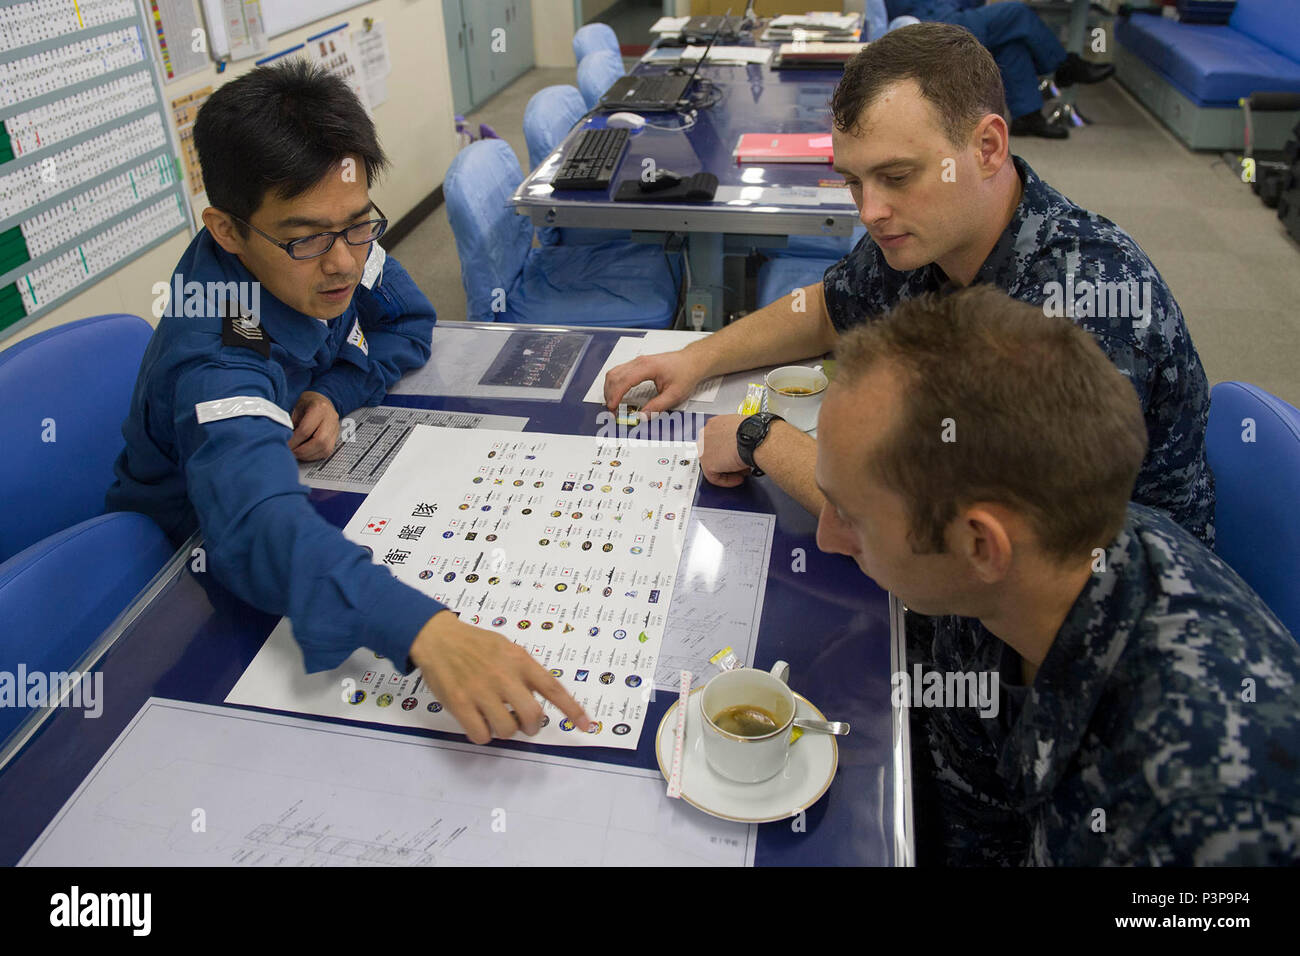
left=831, top=22, right=1008, bottom=146
left=832, top=287, right=1149, bottom=561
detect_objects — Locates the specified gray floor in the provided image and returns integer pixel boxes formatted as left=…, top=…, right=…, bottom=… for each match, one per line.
left=391, top=74, right=1300, bottom=407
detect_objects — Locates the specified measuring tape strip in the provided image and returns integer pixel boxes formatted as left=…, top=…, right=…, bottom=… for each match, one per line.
left=666, top=669, right=692, bottom=799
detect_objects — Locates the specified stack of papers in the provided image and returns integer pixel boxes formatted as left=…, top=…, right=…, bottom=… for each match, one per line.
left=763, top=12, right=862, bottom=42
left=774, top=41, right=868, bottom=67
left=640, top=45, right=773, bottom=66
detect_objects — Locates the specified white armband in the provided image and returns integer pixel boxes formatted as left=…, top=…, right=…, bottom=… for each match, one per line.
left=194, top=396, right=294, bottom=430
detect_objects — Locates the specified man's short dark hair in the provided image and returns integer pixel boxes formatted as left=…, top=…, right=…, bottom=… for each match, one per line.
left=194, top=59, right=388, bottom=230
left=831, top=22, right=1008, bottom=146
left=833, top=287, right=1150, bottom=562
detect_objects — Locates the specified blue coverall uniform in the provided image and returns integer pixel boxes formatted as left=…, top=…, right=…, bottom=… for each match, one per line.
left=106, top=228, right=447, bottom=672
left=886, top=0, right=1069, bottom=118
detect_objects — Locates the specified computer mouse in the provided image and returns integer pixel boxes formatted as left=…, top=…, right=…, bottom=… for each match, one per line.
left=606, top=112, right=647, bottom=130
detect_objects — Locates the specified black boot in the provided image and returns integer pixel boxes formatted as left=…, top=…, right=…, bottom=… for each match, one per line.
left=1054, top=52, right=1115, bottom=87
left=1010, top=110, right=1069, bottom=139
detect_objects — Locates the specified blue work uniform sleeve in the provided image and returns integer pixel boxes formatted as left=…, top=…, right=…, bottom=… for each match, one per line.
left=309, top=255, right=436, bottom=416
left=173, top=359, right=447, bottom=672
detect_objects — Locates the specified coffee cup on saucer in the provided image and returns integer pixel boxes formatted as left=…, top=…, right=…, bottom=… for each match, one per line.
left=764, top=366, right=828, bottom=432
left=699, top=660, right=795, bottom=784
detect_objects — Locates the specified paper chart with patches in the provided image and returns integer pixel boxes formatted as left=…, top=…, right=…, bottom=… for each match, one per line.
left=298, top=405, right=529, bottom=494
left=231, top=425, right=701, bottom=748
left=21, top=699, right=754, bottom=866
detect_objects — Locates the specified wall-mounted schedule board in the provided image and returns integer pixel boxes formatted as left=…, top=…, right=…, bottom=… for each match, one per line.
left=0, top=0, right=191, bottom=341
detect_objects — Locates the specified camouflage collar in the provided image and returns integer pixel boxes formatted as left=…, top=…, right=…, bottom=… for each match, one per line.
left=995, top=509, right=1144, bottom=804
left=970, top=156, right=1059, bottom=291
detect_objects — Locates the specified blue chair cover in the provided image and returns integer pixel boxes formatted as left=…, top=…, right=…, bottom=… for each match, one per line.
left=756, top=255, right=840, bottom=309
left=444, top=140, right=678, bottom=328
left=524, top=84, right=587, bottom=170
left=782, top=225, right=868, bottom=260
left=1206, top=381, right=1300, bottom=638
left=577, top=49, right=625, bottom=109
left=573, top=22, right=621, bottom=63
left=445, top=139, right=534, bottom=321
left=0, top=511, right=174, bottom=740
left=0, top=313, right=153, bottom=562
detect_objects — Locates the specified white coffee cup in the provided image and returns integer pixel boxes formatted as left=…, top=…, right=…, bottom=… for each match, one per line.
left=700, top=660, right=795, bottom=783
left=765, top=366, right=828, bottom=432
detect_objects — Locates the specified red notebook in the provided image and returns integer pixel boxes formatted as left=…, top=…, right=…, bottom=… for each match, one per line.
left=734, top=133, right=835, bottom=163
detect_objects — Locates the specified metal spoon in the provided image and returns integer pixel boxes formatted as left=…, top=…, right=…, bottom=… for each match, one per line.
left=794, top=718, right=850, bottom=736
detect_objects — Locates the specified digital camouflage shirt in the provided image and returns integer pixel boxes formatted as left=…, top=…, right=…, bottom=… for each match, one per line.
left=823, top=156, right=1216, bottom=547
left=908, top=503, right=1300, bottom=865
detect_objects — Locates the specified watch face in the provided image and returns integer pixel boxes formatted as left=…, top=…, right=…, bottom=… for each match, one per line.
left=739, top=415, right=767, bottom=443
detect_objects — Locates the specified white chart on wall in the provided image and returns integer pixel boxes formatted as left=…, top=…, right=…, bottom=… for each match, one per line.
left=202, top=0, right=370, bottom=57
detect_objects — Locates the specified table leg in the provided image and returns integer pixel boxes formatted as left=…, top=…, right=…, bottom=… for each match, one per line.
left=685, top=232, right=725, bottom=332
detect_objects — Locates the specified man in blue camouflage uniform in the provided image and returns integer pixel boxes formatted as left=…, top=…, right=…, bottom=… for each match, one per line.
left=107, top=61, right=588, bottom=745
left=605, top=24, right=1214, bottom=551
left=884, top=2, right=1114, bottom=137
left=820, top=151, right=1214, bottom=547
left=816, top=287, right=1300, bottom=866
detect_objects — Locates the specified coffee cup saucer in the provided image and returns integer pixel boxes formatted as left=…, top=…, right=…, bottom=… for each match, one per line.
left=654, top=687, right=838, bottom=823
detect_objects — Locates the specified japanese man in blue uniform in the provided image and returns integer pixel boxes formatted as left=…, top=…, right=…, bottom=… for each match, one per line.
left=815, top=287, right=1300, bottom=865
left=107, top=61, right=589, bottom=745
left=884, top=2, right=1113, bottom=137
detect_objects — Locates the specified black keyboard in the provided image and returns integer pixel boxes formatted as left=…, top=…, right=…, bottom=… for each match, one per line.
left=553, top=127, right=630, bottom=190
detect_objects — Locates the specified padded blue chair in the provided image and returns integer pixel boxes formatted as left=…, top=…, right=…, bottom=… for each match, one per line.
left=0, top=511, right=174, bottom=740
left=573, top=22, right=620, bottom=63
left=445, top=139, right=679, bottom=328
left=524, top=84, right=588, bottom=170
left=577, top=49, right=625, bottom=109
left=889, top=15, right=922, bottom=32
left=0, top=313, right=154, bottom=562
left=1205, top=382, right=1300, bottom=638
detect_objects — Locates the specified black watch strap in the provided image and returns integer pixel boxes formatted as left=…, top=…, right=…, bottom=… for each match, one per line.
left=737, top=412, right=783, bottom=476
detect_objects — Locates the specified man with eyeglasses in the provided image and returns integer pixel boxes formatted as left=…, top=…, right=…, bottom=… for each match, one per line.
left=107, top=61, right=591, bottom=745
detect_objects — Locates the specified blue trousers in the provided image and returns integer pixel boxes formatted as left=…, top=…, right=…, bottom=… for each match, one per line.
left=938, top=3, right=1068, bottom=118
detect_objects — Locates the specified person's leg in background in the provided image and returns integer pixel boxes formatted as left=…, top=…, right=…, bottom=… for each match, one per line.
left=944, top=1, right=1114, bottom=138
left=991, top=40, right=1067, bottom=138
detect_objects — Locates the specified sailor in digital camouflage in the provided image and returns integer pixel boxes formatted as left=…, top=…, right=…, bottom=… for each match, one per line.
left=815, top=288, right=1300, bottom=867
left=822, top=152, right=1215, bottom=549
left=916, top=502, right=1300, bottom=866
left=821, top=25, right=1214, bottom=547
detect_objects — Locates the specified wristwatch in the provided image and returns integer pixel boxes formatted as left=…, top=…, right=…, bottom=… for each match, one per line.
left=736, top=412, right=784, bottom=477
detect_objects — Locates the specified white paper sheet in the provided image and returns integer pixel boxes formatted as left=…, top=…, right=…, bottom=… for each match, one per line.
left=20, top=699, right=754, bottom=866
left=391, top=326, right=591, bottom=401
left=232, top=426, right=702, bottom=748
left=656, top=508, right=775, bottom=690
left=583, top=330, right=721, bottom=407
left=298, top=405, right=528, bottom=494
left=353, top=22, right=392, bottom=108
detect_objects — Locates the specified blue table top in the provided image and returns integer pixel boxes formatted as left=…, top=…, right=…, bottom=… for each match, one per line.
left=513, top=58, right=862, bottom=236
left=0, top=323, right=909, bottom=867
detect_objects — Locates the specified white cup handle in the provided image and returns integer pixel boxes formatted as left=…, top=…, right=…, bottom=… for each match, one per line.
left=770, top=660, right=790, bottom=684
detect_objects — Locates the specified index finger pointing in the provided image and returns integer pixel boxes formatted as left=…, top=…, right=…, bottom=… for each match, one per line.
left=528, top=667, right=592, bottom=731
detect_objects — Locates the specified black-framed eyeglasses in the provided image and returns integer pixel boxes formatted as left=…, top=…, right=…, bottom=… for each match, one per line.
left=226, top=204, right=388, bottom=260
